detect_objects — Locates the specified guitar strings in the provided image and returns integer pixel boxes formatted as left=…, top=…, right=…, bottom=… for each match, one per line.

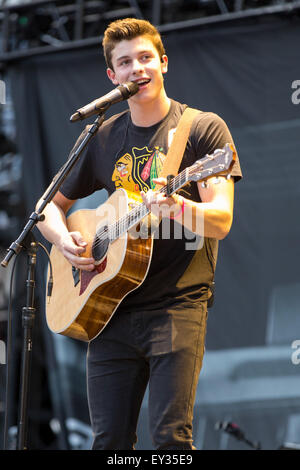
left=91, top=169, right=188, bottom=251
left=110, top=169, right=189, bottom=238
left=90, top=152, right=228, bottom=254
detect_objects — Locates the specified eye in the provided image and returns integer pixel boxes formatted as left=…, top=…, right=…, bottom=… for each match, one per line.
left=119, top=59, right=130, bottom=66
left=141, top=54, right=151, bottom=61
left=116, top=163, right=126, bottom=171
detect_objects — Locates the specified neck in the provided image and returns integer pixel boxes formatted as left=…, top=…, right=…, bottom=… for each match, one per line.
left=129, top=91, right=171, bottom=127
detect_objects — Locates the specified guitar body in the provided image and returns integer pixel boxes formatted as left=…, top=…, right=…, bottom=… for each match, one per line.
left=46, top=189, right=153, bottom=342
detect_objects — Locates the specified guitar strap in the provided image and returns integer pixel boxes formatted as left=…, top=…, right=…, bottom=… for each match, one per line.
left=155, top=106, right=200, bottom=183
left=142, top=106, right=199, bottom=235
left=143, top=107, right=200, bottom=234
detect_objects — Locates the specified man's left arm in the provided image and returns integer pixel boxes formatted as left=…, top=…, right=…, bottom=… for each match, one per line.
left=183, top=175, right=234, bottom=240
left=142, top=174, right=234, bottom=240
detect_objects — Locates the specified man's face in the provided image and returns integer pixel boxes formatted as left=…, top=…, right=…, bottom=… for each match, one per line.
left=107, top=35, right=168, bottom=105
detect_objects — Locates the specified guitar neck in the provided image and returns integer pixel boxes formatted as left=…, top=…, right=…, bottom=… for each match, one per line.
left=103, top=143, right=235, bottom=242
left=109, top=168, right=189, bottom=241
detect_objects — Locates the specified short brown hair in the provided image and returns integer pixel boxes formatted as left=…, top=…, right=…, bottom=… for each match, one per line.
left=102, top=18, right=166, bottom=70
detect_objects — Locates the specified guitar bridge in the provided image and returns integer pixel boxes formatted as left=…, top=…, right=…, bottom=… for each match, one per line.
left=72, top=266, right=80, bottom=287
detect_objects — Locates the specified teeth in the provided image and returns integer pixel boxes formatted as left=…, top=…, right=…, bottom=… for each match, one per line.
left=137, top=79, right=150, bottom=85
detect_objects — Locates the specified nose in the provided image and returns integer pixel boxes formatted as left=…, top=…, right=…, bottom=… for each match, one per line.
left=131, top=58, right=144, bottom=75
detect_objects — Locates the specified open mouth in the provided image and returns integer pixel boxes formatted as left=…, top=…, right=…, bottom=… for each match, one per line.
left=136, top=78, right=151, bottom=88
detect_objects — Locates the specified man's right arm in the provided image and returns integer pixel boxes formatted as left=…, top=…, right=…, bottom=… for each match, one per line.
left=36, top=191, right=95, bottom=271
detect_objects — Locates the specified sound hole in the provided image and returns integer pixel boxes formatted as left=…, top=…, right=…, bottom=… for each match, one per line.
left=92, top=225, right=110, bottom=264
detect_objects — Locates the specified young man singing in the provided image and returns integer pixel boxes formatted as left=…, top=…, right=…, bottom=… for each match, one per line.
left=37, top=18, right=242, bottom=450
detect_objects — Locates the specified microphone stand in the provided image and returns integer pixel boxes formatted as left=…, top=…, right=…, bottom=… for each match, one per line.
left=215, top=421, right=261, bottom=450
left=1, top=111, right=106, bottom=450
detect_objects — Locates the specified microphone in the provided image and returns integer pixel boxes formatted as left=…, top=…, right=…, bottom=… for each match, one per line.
left=215, top=421, right=245, bottom=440
left=215, top=421, right=261, bottom=449
left=70, top=81, right=139, bottom=122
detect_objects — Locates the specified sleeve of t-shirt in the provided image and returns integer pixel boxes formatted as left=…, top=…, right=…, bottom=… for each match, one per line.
left=191, top=112, right=242, bottom=182
left=58, top=125, right=103, bottom=200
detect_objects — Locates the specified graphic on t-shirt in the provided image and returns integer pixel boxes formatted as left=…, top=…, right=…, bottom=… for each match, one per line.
left=112, top=146, right=166, bottom=195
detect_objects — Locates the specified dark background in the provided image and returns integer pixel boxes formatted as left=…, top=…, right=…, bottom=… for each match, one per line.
left=1, top=11, right=300, bottom=450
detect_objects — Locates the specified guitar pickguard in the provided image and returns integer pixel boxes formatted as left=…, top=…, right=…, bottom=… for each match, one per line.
left=79, top=257, right=107, bottom=296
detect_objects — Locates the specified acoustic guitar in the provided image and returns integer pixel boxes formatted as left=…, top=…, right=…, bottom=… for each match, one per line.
left=46, top=143, right=235, bottom=341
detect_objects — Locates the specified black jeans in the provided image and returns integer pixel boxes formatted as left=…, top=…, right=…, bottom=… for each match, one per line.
left=86, top=301, right=208, bottom=450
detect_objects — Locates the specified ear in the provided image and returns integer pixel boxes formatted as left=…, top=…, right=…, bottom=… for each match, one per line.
left=161, top=54, right=168, bottom=74
left=107, top=68, right=119, bottom=85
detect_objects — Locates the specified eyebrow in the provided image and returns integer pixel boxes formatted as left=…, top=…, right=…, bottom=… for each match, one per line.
left=116, top=55, right=130, bottom=63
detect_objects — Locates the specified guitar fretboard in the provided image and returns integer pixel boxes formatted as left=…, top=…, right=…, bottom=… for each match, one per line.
left=108, top=167, right=189, bottom=241
left=93, top=143, right=234, bottom=245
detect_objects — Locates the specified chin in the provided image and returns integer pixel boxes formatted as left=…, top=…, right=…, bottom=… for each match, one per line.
left=135, top=90, right=161, bottom=104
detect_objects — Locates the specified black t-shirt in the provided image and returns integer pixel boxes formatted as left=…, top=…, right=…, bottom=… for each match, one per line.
left=60, top=99, right=242, bottom=312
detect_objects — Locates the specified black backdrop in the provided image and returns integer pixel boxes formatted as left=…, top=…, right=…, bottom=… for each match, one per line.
left=4, top=14, right=300, bottom=449
left=8, top=16, right=300, bottom=348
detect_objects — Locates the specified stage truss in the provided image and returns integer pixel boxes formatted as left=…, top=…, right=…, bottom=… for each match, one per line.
left=0, top=0, right=299, bottom=63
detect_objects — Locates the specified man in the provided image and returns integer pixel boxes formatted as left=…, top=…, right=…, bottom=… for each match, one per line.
left=37, top=18, right=242, bottom=450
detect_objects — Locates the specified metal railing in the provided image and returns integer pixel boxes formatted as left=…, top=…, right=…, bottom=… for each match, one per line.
left=0, top=0, right=299, bottom=62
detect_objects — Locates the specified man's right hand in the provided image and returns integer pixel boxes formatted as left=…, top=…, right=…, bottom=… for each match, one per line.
left=36, top=192, right=96, bottom=272
left=58, top=231, right=95, bottom=271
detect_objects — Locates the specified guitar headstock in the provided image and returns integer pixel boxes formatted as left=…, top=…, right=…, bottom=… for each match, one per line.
left=189, top=143, right=236, bottom=182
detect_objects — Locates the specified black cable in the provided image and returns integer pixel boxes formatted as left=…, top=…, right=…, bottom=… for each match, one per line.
left=37, top=242, right=53, bottom=299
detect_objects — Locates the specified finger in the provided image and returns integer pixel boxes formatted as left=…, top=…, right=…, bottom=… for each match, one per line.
left=75, top=260, right=95, bottom=272
left=72, top=254, right=95, bottom=264
left=63, top=242, right=86, bottom=256
left=66, top=252, right=95, bottom=271
left=65, top=250, right=94, bottom=264
left=68, top=233, right=88, bottom=255
left=140, top=190, right=153, bottom=206
left=71, top=231, right=88, bottom=247
left=152, top=177, right=167, bottom=185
